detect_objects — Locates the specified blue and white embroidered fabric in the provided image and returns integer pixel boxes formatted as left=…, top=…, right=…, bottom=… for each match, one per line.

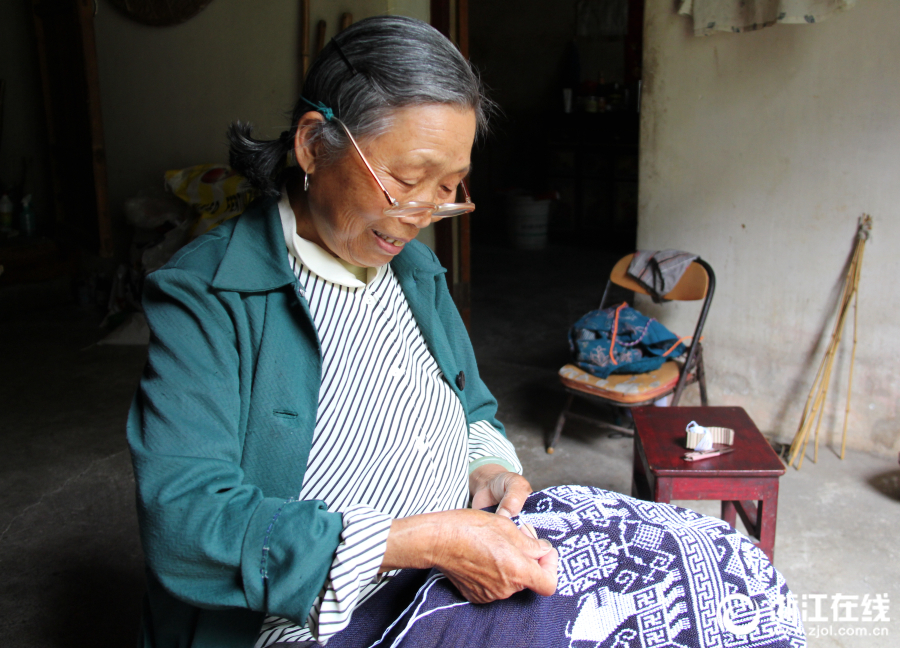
left=320, top=486, right=805, bottom=648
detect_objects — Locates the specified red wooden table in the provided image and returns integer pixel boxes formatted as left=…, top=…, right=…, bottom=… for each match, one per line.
left=631, top=406, right=785, bottom=562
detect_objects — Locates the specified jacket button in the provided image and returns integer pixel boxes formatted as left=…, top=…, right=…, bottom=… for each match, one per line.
left=456, top=371, right=465, bottom=390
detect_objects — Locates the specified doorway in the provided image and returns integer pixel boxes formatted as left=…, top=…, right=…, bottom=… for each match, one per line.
left=468, top=0, right=642, bottom=253
left=465, top=0, right=644, bottom=451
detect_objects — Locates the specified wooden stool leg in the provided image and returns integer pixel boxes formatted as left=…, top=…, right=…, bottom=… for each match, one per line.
left=547, top=393, right=574, bottom=454
left=632, top=437, right=650, bottom=499
left=757, top=482, right=779, bottom=563
left=721, top=500, right=737, bottom=527
left=654, top=477, right=673, bottom=504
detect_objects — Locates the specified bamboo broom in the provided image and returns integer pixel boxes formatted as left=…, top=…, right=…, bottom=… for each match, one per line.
left=788, top=215, right=872, bottom=469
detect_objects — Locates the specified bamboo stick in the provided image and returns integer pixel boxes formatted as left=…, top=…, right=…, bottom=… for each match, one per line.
left=794, top=366, right=826, bottom=467
left=315, top=20, right=327, bottom=56
left=842, top=286, right=859, bottom=459
left=790, top=279, right=852, bottom=467
left=300, top=0, right=310, bottom=80
left=796, top=338, right=829, bottom=434
left=789, top=215, right=871, bottom=469
left=797, top=360, right=829, bottom=465
left=797, top=278, right=852, bottom=468
left=840, top=216, right=870, bottom=458
left=799, top=357, right=834, bottom=469
left=813, top=326, right=842, bottom=464
left=815, top=274, right=857, bottom=462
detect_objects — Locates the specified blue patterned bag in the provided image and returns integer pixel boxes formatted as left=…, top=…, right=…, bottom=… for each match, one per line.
left=569, top=304, right=686, bottom=379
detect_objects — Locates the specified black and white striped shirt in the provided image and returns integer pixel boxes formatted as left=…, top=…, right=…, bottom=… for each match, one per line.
left=255, top=194, right=521, bottom=647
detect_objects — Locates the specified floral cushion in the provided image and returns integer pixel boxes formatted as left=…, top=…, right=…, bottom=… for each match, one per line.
left=559, top=361, right=681, bottom=404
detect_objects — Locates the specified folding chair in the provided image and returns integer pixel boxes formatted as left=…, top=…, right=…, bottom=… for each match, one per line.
left=547, top=253, right=715, bottom=453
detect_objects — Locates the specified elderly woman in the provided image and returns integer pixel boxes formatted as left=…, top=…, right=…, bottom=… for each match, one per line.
left=128, top=15, right=556, bottom=648
left=129, top=15, right=806, bottom=648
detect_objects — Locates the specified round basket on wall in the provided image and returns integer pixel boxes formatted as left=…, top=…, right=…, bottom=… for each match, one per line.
left=109, top=0, right=214, bottom=27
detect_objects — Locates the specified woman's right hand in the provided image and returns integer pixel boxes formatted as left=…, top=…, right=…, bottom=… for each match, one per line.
left=381, top=509, right=558, bottom=604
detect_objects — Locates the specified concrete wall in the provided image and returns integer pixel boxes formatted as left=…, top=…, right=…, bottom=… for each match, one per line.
left=94, top=0, right=432, bottom=255
left=639, top=0, right=900, bottom=457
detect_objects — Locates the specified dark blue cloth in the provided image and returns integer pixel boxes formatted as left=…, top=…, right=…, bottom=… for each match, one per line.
left=569, top=305, right=686, bottom=379
left=322, top=487, right=805, bottom=648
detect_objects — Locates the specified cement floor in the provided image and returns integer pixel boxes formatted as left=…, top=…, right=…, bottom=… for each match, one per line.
left=1, top=244, right=897, bottom=647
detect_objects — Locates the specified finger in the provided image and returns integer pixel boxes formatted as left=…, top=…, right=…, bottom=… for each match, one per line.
left=516, top=531, right=555, bottom=561
left=535, top=537, right=555, bottom=556
left=538, top=545, right=558, bottom=570
left=495, top=478, right=531, bottom=517
left=523, top=524, right=556, bottom=558
left=519, top=523, right=538, bottom=540
left=534, top=548, right=559, bottom=595
left=521, top=546, right=558, bottom=597
left=470, top=488, right=494, bottom=511
left=468, top=463, right=508, bottom=499
left=517, top=523, right=547, bottom=548
left=513, top=544, right=558, bottom=597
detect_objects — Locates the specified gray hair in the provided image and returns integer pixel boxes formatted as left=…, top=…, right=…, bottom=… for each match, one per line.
left=229, top=15, right=494, bottom=196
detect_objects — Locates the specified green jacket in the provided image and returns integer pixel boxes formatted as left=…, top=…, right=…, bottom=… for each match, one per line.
left=127, top=197, right=504, bottom=648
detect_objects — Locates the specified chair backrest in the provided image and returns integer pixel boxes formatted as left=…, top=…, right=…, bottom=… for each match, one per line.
left=609, top=253, right=709, bottom=301
left=601, top=253, right=716, bottom=405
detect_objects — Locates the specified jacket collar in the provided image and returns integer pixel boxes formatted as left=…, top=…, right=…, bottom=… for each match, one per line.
left=390, top=236, right=446, bottom=281
left=211, top=197, right=297, bottom=292
left=210, top=196, right=446, bottom=292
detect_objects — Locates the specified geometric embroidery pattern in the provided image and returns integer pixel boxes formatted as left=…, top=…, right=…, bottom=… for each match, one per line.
left=326, top=486, right=806, bottom=648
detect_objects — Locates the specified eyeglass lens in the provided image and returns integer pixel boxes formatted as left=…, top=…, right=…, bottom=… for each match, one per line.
left=384, top=201, right=475, bottom=219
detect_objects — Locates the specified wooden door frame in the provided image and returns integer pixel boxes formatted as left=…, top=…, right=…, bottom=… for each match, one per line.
left=32, top=0, right=112, bottom=257
left=430, top=0, right=471, bottom=328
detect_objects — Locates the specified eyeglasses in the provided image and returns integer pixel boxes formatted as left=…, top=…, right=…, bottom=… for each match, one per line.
left=333, top=118, right=475, bottom=220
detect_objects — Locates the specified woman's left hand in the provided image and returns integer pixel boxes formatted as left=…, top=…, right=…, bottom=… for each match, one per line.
left=469, top=463, right=533, bottom=518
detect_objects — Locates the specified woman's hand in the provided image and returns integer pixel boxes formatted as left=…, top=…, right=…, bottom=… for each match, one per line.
left=382, top=509, right=558, bottom=604
left=431, top=509, right=558, bottom=604
left=469, top=463, right=533, bottom=518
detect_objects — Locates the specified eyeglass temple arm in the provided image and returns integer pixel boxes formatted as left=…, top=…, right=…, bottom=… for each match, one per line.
left=334, top=119, right=398, bottom=207
left=336, top=117, right=473, bottom=207
left=459, top=178, right=472, bottom=203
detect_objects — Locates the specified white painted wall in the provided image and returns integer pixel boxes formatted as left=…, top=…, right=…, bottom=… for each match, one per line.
left=94, top=0, right=433, bottom=254
left=639, top=0, right=900, bottom=457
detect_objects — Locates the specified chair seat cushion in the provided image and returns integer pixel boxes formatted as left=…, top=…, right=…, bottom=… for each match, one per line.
left=559, top=361, right=681, bottom=404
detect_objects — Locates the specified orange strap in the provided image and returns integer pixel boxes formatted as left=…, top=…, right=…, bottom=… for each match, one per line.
left=608, top=302, right=627, bottom=366
left=662, top=337, right=691, bottom=357
left=662, top=335, right=704, bottom=357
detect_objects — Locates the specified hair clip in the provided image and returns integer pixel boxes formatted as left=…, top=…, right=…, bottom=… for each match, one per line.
left=331, top=38, right=358, bottom=76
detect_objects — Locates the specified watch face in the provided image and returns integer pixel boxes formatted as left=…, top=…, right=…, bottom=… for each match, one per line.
left=108, top=0, right=214, bottom=27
